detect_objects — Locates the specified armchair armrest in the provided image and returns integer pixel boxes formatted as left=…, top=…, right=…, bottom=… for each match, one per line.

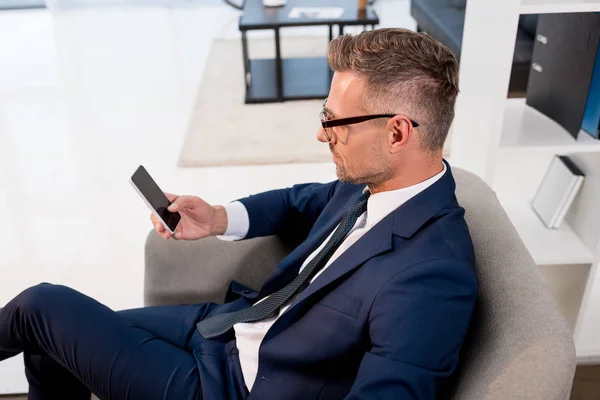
left=144, top=231, right=294, bottom=306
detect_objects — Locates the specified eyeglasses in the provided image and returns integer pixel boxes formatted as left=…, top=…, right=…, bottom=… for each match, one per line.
left=319, top=98, right=419, bottom=142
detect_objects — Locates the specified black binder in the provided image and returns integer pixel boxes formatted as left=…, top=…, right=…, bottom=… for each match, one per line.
left=526, top=13, right=600, bottom=138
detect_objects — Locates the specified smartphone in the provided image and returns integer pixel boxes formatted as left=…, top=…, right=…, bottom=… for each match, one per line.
left=130, top=165, right=181, bottom=234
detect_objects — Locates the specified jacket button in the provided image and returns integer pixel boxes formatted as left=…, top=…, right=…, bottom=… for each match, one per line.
left=241, top=289, right=251, bottom=294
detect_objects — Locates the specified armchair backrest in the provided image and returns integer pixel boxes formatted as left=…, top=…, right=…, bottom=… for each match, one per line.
left=445, top=168, right=575, bottom=399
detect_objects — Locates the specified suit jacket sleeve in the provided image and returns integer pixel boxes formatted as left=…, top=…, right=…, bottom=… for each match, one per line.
left=344, top=259, right=478, bottom=400
left=237, top=181, right=339, bottom=240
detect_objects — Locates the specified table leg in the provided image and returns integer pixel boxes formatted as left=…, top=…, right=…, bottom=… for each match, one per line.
left=241, top=29, right=250, bottom=89
left=339, top=24, right=345, bottom=35
left=274, top=27, right=283, bottom=100
left=329, top=24, right=333, bottom=42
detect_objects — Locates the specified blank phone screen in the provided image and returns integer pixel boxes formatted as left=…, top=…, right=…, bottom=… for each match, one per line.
left=131, top=165, right=181, bottom=232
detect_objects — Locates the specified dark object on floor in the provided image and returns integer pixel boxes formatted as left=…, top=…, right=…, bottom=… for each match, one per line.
left=410, top=0, right=538, bottom=94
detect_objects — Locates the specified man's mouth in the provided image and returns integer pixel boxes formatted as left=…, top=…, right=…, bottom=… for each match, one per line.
left=329, top=145, right=339, bottom=160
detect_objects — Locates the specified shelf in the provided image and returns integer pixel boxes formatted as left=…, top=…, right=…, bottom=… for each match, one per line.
left=521, top=0, right=600, bottom=14
left=497, top=196, right=595, bottom=265
left=500, top=99, right=600, bottom=153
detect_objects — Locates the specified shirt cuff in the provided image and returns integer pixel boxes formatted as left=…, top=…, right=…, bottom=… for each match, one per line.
left=216, top=201, right=250, bottom=241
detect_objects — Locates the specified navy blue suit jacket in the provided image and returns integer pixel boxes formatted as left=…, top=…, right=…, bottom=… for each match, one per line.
left=198, top=162, right=478, bottom=399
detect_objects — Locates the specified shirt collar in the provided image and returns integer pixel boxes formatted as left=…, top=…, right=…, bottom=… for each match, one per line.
left=365, top=163, right=447, bottom=226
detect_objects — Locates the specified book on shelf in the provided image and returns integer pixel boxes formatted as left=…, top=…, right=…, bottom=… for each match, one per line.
left=526, top=13, right=600, bottom=139
left=532, top=155, right=585, bottom=229
left=582, top=41, right=600, bottom=139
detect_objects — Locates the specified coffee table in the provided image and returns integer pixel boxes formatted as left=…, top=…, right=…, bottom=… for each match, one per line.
left=239, top=0, right=379, bottom=103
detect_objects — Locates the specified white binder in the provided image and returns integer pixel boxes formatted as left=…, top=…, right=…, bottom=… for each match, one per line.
left=531, top=155, right=585, bottom=229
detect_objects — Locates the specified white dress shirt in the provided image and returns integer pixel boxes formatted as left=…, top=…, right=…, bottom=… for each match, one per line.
left=217, top=164, right=447, bottom=391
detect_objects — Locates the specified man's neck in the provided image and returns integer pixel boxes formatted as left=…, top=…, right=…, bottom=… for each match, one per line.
left=368, top=158, right=445, bottom=194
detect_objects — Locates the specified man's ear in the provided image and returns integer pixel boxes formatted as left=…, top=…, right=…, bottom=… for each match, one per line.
left=387, top=116, right=414, bottom=154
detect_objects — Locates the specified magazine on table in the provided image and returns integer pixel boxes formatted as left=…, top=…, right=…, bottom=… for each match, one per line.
left=288, top=7, right=344, bottom=19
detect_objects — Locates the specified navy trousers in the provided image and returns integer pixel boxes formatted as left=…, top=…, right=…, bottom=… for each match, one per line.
left=0, top=283, right=248, bottom=400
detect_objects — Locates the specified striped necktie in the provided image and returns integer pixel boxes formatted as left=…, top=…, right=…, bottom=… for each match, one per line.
left=197, top=190, right=371, bottom=339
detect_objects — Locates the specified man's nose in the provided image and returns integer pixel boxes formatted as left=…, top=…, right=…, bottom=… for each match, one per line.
left=316, top=127, right=329, bottom=143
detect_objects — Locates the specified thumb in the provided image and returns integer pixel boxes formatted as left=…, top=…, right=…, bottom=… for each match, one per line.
left=168, top=196, right=190, bottom=212
left=164, top=192, right=178, bottom=203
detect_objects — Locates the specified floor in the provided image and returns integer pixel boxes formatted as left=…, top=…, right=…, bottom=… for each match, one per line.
left=570, top=365, right=600, bottom=400
left=0, top=0, right=414, bottom=393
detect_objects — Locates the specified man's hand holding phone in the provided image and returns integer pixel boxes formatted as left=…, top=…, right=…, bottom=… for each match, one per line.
left=150, top=193, right=228, bottom=240
left=130, top=165, right=229, bottom=241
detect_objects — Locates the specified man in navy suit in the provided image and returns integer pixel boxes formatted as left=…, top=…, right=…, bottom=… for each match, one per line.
left=0, top=28, right=477, bottom=399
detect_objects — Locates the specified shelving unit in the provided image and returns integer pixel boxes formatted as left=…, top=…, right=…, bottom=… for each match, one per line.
left=521, top=0, right=600, bottom=14
left=450, top=0, right=600, bottom=361
left=500, top=99, right=600, bottom=153
left=497, top=197, right=595, bottom=265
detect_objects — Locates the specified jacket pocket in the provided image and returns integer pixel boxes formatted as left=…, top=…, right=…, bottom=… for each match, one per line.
left=316, top=291, right=362, bottom=319
left=225, top=280, right=259, bottom=303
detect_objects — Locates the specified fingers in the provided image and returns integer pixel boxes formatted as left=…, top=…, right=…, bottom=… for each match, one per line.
left=150, top=214, right=163, bottom=231
left=159, top=226, right=172, bottom=239
left=150, top=214, right=172, bottom=239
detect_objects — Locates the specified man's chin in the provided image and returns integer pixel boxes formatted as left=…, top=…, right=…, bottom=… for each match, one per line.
left=335, top=166, right=347, bottom=182
left=336, top=167, right=361, bottom=184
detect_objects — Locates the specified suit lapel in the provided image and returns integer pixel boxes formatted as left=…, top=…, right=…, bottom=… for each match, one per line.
left=256, top=194, right=360, bottom=298
left=263, top=214, right=393, bottom=341
left=283, top=160, right=455, bottom=306
left=289, top=213, right=393, bottom=308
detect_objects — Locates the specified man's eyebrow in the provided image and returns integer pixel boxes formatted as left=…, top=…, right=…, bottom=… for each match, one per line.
left=322, top=105, right=336, bottom=118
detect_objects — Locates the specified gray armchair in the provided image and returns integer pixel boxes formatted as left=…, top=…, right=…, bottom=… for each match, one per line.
left=144, top=167, right=576, bottom=399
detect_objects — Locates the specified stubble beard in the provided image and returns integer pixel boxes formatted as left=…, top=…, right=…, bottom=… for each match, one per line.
left=336, top=157, right=393, bottom=188
left=332, top=138, right=393, bottom=187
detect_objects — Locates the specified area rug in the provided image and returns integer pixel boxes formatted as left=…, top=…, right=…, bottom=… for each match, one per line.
left=178, top=35, right=333, bottom=167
